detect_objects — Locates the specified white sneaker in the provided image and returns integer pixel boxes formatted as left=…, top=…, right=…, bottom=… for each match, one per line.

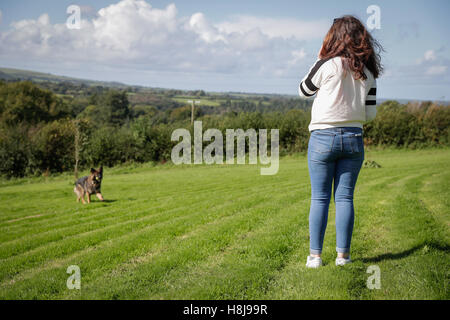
left=335, top=256, right=352, bottom=266
left=306, top=255, right=323, bottom=268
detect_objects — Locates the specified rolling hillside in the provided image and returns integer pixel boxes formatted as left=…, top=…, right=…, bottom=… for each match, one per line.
left=0, top=67, right=128, bottom=88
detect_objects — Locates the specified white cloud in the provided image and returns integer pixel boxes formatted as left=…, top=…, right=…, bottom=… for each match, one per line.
left=426, top=65, right=447, bottom=76
left=92, top=1, right=178, bottom=52
left=424, top=50, right=436, bottom=61
left=0, top=9, right=3, bottom=24
left=0, top=0, right=318, bottom=80
left=394, top=49, right=449, bottom=82
left=188, top=12, right=226, bottom=44
left=419, top=50, right=449, bottom=77
left=289, top=49, right=307, bottom=65
left=216, top=15, right=329, bottom=40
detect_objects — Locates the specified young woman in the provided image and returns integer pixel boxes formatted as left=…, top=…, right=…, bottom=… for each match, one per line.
left=298, top=16, right=383, bottom=268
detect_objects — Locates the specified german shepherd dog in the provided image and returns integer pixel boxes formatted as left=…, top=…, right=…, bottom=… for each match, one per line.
left=74, top=167, right=104, bottom=204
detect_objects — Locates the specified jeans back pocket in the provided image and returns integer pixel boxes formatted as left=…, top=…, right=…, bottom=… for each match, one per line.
left=349, top=134, right=363, bottom=154
left=309, top=131, right=335, bottom=153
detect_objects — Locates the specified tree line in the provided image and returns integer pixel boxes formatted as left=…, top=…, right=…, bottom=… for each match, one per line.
left=0, top=81, right=448, bottom=178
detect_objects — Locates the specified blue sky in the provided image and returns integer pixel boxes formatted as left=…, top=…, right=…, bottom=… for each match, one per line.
left=0, top=0, right=449, bottom=100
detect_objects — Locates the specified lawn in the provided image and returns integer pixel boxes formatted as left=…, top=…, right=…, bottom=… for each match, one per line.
left=170, top=95, right=272, bottom=107
left=0, top=149, right=448, bottom=299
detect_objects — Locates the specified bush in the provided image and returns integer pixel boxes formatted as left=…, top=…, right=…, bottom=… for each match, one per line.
left=0, top=124, right=33, bottom=177
left=131, top=118, right=177, bottom=162
left=31, top=120, right=76, bottom=174
left=81, top=126, right=137, bottom=167
left=0, top=81, right=69, bottom=125
left=363, top=101, right=450, bottom=148
left=0, top=81, right=449, bottom=179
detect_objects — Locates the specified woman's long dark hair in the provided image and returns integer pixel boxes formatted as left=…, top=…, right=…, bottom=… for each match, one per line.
left=319, top=15, right=383, bottom=79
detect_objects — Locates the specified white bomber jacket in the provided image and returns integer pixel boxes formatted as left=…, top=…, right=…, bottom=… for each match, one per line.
left=298, top=56, right=377, bottom=132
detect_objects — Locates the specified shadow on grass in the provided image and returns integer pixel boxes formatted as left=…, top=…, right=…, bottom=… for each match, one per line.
left=356, top=240, right=450, bottom=263
left=86, top=198, right=136, bottom=204
left=82, top=199, right=117, bottom=204
left=101, top=199, right=117, bottom=203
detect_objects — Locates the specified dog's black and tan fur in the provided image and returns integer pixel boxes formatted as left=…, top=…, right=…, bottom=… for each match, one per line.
left=74, top=167, right=104, bottom=204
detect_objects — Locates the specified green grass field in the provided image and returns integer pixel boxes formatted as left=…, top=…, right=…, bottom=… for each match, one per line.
left=171, top=96, right=223, bottom=107
left=0, top=149, right=448, bottom=300
left=170, top=95, right=272, bottom=107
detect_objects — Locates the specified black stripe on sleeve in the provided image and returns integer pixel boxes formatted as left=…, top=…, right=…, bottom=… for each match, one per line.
left=300, top=82, right=315, bottom=97
left=305, top=78, right=318, bottom=92
left=368, top=88, right=377, bottom=95
left=365, top=100, right=376, bottom=105
left=305, top=58, right=332, bottom=91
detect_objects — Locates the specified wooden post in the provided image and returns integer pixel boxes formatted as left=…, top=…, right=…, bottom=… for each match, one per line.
left=74, top=120, right=80, bottom=180
left=188, top=100, right=201, bottom=125
left=191, top=100, right=195, bottom=124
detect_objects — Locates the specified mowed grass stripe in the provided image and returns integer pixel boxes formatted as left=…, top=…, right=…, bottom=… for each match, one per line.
left=0, top=175, right=302, bottom=255
left=0, top=149, right=448, bottom=299
left=2, top=186, right=303, bottom=299
left=0, top=181, right=300, bottom=283
left=0, top=165, right=297, bottom=237
left=0, top=164, right=299, bottom=236
left=259, top=171, right=436, bottom=299
left=0, top=177, right=304, bottom=286
left=143, top=197, right=309, bottom=299
left=419, top=172, right=450, bottom=234
left=62, top=189, right=304, bottom=299
left=0, top=178, right=300, bottom=259
left=0, top=165, right=263, bottom=224
left=0, top=189, right=271, bottom=293
left=0, top=169, right=264, bottom=231
left=365, top=171, right=449, bottom=299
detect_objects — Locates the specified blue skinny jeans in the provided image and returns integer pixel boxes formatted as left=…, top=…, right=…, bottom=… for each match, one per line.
left=307, top=127, right=364, bottom=255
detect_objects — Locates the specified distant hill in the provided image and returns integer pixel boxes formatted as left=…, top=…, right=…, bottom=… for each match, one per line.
left=377, top=98, right=449, bottom=106
left=0, top=67, right=128, bottom=88
left=0, top=67, right=448, bottom=105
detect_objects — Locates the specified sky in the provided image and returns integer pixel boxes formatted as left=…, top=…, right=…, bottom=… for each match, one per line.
left=0, top=0, right=449, bottom=100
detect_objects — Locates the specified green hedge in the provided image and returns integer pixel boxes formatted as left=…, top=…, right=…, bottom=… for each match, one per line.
left=0, top=81, right=449, bottom=178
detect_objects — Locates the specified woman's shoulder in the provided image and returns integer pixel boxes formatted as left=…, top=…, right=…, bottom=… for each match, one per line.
left=363, top=66, right=376, bottom=84
left=319, top=56, right=344, bottom=75
left=324, top=57, right=376, bottom=84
